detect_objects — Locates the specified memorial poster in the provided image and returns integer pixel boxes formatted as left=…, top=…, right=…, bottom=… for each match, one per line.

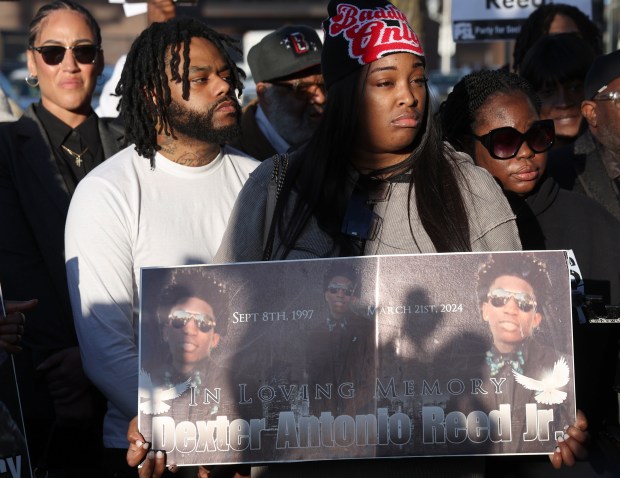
left=138, top=251, right=575, bottom=466
left=0, top=291, right=32, bottom=478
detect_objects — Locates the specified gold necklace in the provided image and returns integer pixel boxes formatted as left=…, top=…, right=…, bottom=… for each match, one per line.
left=61, top=144, right=89, bottom=167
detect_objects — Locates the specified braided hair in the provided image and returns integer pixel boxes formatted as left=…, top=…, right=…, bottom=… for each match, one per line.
left=116, top=17, right=245, bottom=164
left=512, top=4, right=602, bottom=73
left=28, top=0, right=101, bottom=47
left=439, top=69, right=540, bottom=155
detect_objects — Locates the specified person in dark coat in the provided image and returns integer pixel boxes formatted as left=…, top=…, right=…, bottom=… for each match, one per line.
left=0, top=2, right=123, bottom=475
left=440, top=68, right=619, bottom=476
left=547, top=49, right=620, bottom=222
left=303, top=264, right=374, bottom=417
left=231, top=25, right=326, bottom=161
left=449, top=253, right=575, bottom=455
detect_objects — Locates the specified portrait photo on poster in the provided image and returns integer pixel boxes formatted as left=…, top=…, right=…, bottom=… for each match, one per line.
left=137, top=251, right=575, bottom=466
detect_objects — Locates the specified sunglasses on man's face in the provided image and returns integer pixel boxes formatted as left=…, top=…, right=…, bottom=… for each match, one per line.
left=30, top=44, right=100, bottom=66
left=472, top=119, right=555, bottom=160
left=168, top=310, right=216, bottom=333
left=487, top=288, right=537, bottom=313
left=327, top=284, right=354, bottom=296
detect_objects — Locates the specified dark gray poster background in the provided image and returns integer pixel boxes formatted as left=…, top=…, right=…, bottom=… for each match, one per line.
left=138, top=251, right=574, bottom=466
left=0, top=287, right=32, bottom=478
left=0, top=353, right=32, bottom=478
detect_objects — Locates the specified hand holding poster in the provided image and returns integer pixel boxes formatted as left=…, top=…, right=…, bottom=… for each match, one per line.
left=138, top=251, right=575, bottom=466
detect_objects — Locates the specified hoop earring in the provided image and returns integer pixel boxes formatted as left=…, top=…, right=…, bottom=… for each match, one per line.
left=25, top=74, right=39, bottom=88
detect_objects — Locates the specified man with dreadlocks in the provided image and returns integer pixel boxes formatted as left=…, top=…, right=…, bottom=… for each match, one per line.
left=64, top=17, right=257, bottom=477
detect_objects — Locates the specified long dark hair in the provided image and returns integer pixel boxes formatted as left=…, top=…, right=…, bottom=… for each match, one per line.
left=274, top=59, right=471, bottom=258
left=116, top=17, right=245, bottom=163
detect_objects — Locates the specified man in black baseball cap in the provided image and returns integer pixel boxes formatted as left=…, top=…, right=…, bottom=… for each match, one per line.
left=583, top=49, right=620, bottom=100
left=232, top=25, right=326, bottom=160
left=547, top=49, right=620, bottom=221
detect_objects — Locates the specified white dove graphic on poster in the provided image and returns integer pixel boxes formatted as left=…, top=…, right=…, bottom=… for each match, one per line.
left=512, top=356, right=570, bottom=405
left=139, top=369, right=191, bottom=415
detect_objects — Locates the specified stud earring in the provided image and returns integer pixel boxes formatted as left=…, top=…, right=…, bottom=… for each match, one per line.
left=25, top=74, right=39, bottom=88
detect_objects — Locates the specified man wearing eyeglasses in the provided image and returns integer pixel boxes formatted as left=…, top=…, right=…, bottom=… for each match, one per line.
left=324, top=274, right=356, bottom=330
left=137, top=268, right=251, bottom=474
left=449, top=253, right=576, bottom=455
left=548, top=49, right=620, bottom=222
left=302, top=265, right=374, bottom=418
left=162, top=300, right=220, bottom=377
left=232, top=25, right=326, bottom=161
left=146, top=268, right=227, bottom=392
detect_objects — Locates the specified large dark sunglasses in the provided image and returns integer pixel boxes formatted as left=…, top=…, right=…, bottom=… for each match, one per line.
left=472, top=119, right=555, bottom=160
left=168, top=310, right=216, bottom=333
left=327, top=284, right=354, bottom=296
left=487, top=288, right=537, bottom=313
left=30, top=44, right=100, bottom=66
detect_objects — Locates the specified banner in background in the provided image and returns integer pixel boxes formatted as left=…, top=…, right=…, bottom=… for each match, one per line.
left=452, top=0, right=592, bottom=41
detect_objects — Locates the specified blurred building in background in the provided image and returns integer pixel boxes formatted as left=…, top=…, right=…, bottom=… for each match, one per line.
left=0, top=0, right=614, bottom=110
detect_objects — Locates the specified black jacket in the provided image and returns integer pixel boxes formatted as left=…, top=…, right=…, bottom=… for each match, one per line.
left=0, top=105, right=124, bottom=361
left=509, top=175, right=620, bottom=434
left=510, top=174, right=620, bottom=304
left=547, top=130, right=620, bottom=222
left=0, top=105, right=123, bottom=468
left=231, top=100, right=278, bottom=161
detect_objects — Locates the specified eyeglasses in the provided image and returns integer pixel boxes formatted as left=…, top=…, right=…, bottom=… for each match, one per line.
left=168, top=310, right=216, bottom=333
left=472, top=119, right=555, bottom=160
left=487, top=288, right=537, bottom=313
left=30, top=44, right=100, bottom=66
left=594, top=91, right=620, bottom=110
left=327, top=284, right=354, bottom=296
left=271, top=80, right=326, bottom=97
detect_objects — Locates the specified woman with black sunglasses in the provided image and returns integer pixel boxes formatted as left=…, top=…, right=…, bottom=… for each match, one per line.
left=0, top=1, right=123, bottom=475
left=440, top=69, right=620, bottom=475
left=440, top=69, right=620, bottom=306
